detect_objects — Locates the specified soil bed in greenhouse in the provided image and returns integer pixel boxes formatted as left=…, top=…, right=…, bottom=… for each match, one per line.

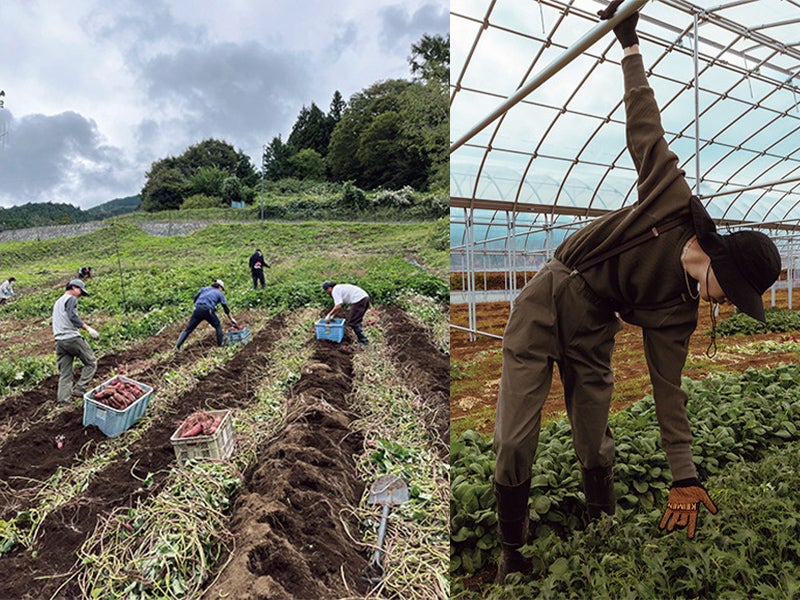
left=451, top=289, right=800, bottom=437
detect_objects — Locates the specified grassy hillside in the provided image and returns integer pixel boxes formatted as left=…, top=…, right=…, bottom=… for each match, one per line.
left=0, top=217, right=450, bottom=598
left=1, top=219, right=446, bottom=311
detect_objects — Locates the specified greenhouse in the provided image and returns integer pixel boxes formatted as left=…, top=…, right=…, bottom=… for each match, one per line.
left=450, top=1, right=800, bottom=597
left=451, top=0, right=800, bottom=337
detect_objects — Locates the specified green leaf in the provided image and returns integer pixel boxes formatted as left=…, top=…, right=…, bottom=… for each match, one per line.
left=532, top=495, right=552, bottom=515
left=549, top=557, right=570, bottom=576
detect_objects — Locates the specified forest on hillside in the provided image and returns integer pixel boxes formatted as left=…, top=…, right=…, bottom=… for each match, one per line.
left=139, top=33, right=449, bottom=214
left=0, top=34, right=448, bottom=231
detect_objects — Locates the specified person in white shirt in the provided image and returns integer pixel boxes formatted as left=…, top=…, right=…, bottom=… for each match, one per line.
left=0, top=277, right=16, bottom=305
left=52, top=279, right=99, bottom=406
left=322, top=281, right=370, bottom=345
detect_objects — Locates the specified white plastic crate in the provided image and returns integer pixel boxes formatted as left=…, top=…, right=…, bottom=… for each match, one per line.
left=170, top=410, right=235, bottom=466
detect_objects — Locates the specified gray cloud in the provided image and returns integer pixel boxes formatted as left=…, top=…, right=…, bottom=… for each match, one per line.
left=141, top=42, right=309, bottom=135
left=0, top=110, right=130, bottom=208
left=378, top=2, right=449, bottom=51
left=0, top=0, right=448, bottom=209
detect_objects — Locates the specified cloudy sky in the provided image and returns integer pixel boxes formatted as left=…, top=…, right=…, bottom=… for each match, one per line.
left=0, top=0, right=448, bottom=209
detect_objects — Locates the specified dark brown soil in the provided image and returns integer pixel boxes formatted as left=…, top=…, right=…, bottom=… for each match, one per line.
left=381, top=305, right=450, bottom=459
left=0, top=305, right=449, bottom=599
left=451, top=288, right=800, bottom=435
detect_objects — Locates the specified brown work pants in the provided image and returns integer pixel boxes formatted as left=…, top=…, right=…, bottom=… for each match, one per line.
left=494, top=259, right=623, bottom=486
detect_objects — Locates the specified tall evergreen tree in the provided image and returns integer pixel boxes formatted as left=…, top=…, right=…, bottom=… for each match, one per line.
left=287, top=103, right=330, bottom=156
left=329, top=90, right=346, bottom=122
left=262, top=135, right=294, bottom=181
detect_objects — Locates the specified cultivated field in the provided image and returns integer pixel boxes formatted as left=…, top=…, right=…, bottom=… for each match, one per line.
left=451, top=286, right=800, bottom=598
left=0, top=218, right=449, bottom=599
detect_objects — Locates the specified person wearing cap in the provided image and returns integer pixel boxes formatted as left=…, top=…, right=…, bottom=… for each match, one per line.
left=0, top=277, right=16, bottom=305
left=52, top=279, right=99, bottom=406
left=175, top=279, right=238, bottom=349
left=248, top=248, right=270, bottom=290
left=491, top=2, right=782, bottom=584
left=322, top=281, right=370, bottom=345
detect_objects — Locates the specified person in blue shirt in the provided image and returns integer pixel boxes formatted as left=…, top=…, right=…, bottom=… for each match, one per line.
left=175, top=279, right=238, bottom=349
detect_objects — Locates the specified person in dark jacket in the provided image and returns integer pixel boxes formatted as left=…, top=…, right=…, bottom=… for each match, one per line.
left=248, top=249, right=269, bottom=290
left=491, top=3, right=782, bottom=584
left=175, top=280, right=238, bottom=349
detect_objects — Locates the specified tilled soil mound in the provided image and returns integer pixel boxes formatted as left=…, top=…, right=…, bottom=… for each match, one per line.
left=205, top=339, right=370, bottom=599
left=381, top=305, right=450, bottom=458
left=0, top=306, right=449, bottom=599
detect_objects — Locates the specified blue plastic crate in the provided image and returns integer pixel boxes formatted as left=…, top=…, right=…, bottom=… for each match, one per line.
left=227, top=326, right=251, bottom=344
left=82, top=375, right=154, bottom=438
left=315, top=318, right=346, bottom=343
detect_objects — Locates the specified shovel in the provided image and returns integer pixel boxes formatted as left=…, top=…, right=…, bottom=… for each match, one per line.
left=363, top=474, right=409, bottom=584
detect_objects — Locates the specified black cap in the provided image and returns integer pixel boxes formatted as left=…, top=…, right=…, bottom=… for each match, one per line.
left=321, top=281, right=335, bottom=291
left=690, top=196, right=781, bottom=322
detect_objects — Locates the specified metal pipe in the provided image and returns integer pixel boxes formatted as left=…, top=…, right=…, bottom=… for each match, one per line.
left=450, top=0, right=649, bottom=154
left=694, top=12, right=701, bottom=192
left=698, top=174, right=800, bottom=198
left=450, top=324, right=504, bottom=340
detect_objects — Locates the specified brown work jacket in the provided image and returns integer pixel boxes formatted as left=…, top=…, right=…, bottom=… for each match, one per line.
left=554, top=53, right=700, bottom=482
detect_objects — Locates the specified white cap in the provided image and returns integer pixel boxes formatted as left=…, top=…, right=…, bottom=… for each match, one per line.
left=214, top=279, right=225, bottom=290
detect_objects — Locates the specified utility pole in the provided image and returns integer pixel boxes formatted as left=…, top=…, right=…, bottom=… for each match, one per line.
left=260, top=143, right=267, bottom=221
left=0, top=90, right=7, bottom=150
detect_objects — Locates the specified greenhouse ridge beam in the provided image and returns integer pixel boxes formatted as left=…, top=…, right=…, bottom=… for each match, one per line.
left=450, top=197, right=610, bottom=217
left=449, top=0, right=649, bottom=154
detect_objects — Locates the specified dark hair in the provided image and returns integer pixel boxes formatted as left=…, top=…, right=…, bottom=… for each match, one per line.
left=8, top=277, right=15, bottom=282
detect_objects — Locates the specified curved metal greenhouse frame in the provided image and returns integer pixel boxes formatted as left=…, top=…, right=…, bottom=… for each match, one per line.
left=451, top=0, right=800, bottom=339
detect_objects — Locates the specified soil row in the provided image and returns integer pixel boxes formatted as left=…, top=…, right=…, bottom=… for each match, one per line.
left=0, top=313, right=286, bottom=599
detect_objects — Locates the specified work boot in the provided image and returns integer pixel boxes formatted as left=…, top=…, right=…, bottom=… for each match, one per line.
left=582, top=465, right=616, bottom=521
left=175, top=330, right=189, bottom=350
left=353, top=325, right=369, bottom=345
left=494, top=478, right=531, bottom=584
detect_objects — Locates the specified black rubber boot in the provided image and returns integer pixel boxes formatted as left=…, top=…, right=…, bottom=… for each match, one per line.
left=582, top=465, right=616, bottom=521
left=353, top=325, right=369, bottom=345
left=494, top=478, right=531, bottom=584
left=175, top=330, right=189, bottom=350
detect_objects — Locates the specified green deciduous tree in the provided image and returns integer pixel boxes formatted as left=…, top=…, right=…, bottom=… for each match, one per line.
left=289, top=148, right=326, bottom=181
left=189, top=166, right=228, bottom=198
left=222, top=176, right=245, bottom=205
left=141, top=162, right=189, bottom=212
left=328, top=79, right=430, bottom=190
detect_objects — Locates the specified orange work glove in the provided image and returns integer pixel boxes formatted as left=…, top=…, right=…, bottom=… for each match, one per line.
left=659, top=478, right=718, bottom=539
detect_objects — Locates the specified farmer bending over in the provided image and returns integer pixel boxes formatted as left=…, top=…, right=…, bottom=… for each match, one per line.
left=322, top=281, right=370, bottom=345
left=175, top=279, right=238, bottom=349
left=0, top=277, right=16, bottom=305
left=492, top=2, right=782, bottom=583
